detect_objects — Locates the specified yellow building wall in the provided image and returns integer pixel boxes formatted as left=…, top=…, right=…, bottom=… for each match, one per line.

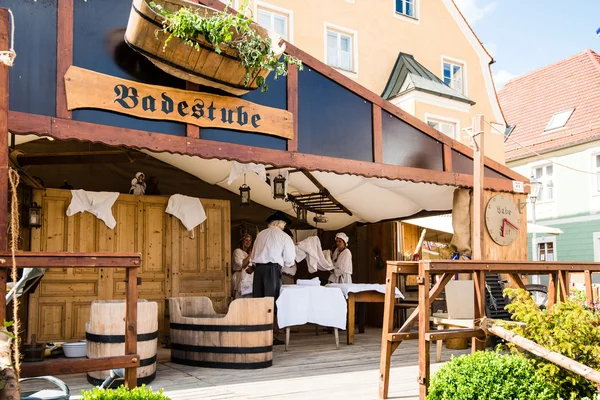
left=241, top=0, right=506, bottom=163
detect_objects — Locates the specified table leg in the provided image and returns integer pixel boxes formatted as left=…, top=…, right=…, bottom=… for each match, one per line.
left=334, top=328, right=339, bottom=350
left=347, top=293, right=355, bottom=345
left=435, top=324, right=444, bottom=363
left=358, top=302, right=366, bottom=334
left=285, top=327, right=290, bottom=352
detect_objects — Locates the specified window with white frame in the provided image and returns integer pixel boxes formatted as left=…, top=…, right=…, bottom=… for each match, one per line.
left=395, top=0, right=416, bottom=18
left=533, top=164, right=554, bottom=202
left=442, top=60, right=464, bottom=94
left=593, top=232, right=600, bottom=262
left=537, top=240, right=555, bottom=262
left=594, top=154, right=600, bottom=193
left=427, top=118, right=456, bottom=139
left=545, top=108, right=574, bottom=131
left=257, top=5, right=290, bottom=41
left=326, top=29, right=354, bottom=72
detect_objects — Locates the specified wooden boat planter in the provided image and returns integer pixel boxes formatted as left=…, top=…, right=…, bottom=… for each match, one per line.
left=169, top=296, right=274, bottom=369
left=125, top=0, right=285, bottom=95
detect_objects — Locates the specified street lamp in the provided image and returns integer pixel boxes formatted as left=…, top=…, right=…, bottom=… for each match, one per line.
left=529, top=176, right=542, bottom=262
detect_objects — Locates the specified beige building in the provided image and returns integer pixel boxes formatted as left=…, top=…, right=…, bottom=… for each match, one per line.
left=228, top=0, right=507, bottom=162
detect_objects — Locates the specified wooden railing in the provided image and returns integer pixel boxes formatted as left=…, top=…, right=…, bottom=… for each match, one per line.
left=378, top=260, right=600, bottom=400
left=0, top=252, right=142, bottom=388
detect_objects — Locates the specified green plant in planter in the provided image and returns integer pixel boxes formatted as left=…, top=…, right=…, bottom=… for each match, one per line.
left=150, top=1, right=302, bottom=92
left=81, top=385, right=170, bottom=400
left=504, top=288, right=600, bottom=400
left=427, top=351, right=556, bottom=400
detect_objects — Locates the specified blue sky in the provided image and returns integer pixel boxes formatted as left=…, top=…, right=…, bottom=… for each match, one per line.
left=454, top=0, right=600, bottom=89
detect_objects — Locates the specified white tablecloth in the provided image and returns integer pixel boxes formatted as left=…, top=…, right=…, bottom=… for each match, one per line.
left=326, top=283, right=404, bottom=299
left=276, top=285, right=347, bottom=330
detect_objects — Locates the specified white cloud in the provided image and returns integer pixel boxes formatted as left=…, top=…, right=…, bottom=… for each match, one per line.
left=453, top=0, right=497, bottom=25
left=493, top=70, right=519, bottom=90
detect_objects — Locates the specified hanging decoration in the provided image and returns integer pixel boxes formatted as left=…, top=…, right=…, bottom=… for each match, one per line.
left=28, top=203, right=42, bottom=228
left=239, top=174, right=251, bottom=207
left=273, top=173, right=286, bottom=200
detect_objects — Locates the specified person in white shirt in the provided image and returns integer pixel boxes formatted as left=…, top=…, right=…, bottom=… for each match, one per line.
left=248, top=211, right=296, bottom=345
left=328, top=232, right=353, bottom=284
left=282, top=228, right=297, bottom=285
left=232, top=233, right=253, bottom=299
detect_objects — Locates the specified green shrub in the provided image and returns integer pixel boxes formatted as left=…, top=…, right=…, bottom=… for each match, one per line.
left=427, top=351, right=556, bottom=400
left=504, top=288, right=600, bottom=400
left=81, top=385, right=170, bottom=400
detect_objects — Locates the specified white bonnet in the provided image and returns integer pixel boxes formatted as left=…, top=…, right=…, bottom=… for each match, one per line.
left=335, top=232, right=349, bottom=245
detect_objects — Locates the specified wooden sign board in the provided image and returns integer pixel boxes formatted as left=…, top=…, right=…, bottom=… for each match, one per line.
left=64, top=66, right=293, bottom=140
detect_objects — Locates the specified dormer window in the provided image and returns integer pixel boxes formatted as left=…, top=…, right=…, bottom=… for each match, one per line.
left=544, top=108, right=574, bottom=131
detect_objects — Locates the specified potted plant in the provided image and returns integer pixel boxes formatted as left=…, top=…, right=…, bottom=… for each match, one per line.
left=125, top=0, right=302, bottom=95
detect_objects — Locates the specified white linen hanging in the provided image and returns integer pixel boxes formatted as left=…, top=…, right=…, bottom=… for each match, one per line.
left=226, top=161, right=267, bottom=185
left=295, top=236, right=334, bottom=273
left=66, top=190, right=120, bottom=229
left=165, top=194, right=207, bottom=231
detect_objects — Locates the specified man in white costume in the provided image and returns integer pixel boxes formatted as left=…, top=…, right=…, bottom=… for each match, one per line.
left=328, top=232, right=352, bottom=284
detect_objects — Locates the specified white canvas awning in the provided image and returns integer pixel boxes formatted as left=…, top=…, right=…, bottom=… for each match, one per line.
left=404, top=215, right=563, bottom=236
left=145, top=151, right=455, bottom=230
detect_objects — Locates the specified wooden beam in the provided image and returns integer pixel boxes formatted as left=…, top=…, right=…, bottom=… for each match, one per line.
left=425, top=329, right=485, bottom=342
left=387, top=332, right=419, bottom=342
left=443, top=144, right=452, bottom=172
left=56, top=0, right=73, bottom=119
left=472, top=271, right=486, bottom=351
left=548, top=272, right=557, bottom=309
left=585, top=270, right=594, bottom=305
left=508, top=273, right=526, bottom=290
left=558, top=271, right=569, bottom=302
left=0, top=252, right=141, bottom=268
left=16, top=151, right=149, bottom=166
left=372, top=104, right=383, bottom=163
left=471, top=115, right=485, bottom=260
left=378, top=265, right=397, bottom=399
left=0, top=8, right=9, bottom=325
left=8, top=111, right=522, bottom=193
left=124, top=267, right=139, bottom=388
left=286, top=65, right=299, bottom=152
left=418, top=261, right=431, bottom=399
left=185, top=82, right=201, bottom=139
left=426, top=261, right=600, bottom=273
left=300, top=170, right=352, bottom=215
left=20, top=355, right=140, bottom=378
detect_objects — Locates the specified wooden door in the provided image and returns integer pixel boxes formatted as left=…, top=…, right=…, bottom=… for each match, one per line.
left=27, top=189, right=230, bottom=342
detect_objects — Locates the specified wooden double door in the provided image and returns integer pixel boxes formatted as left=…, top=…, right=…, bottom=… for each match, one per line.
left=27, top=189, right=231, bottom=342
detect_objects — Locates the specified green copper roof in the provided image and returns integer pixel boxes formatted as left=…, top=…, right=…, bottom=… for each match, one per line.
left=381, top=53, right=475, bottom=105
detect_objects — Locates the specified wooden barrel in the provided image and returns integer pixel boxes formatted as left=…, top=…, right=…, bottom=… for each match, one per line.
left=86, top=300, right=158, bottom=387
left=125, top=0, right=284, bottom=96
left=170, top=296, right=274, bottom=369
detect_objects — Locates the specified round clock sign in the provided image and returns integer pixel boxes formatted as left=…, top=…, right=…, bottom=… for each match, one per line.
left=485, top=194, right=520, bottom=246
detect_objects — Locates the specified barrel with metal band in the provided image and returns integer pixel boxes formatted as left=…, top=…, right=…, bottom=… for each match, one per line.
left=169, top=296, right=274, bottom=369
left=86, top=300, right=158, bottom=387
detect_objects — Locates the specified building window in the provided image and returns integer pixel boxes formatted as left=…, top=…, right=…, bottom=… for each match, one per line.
left=594, top=233, right=600, bottom=262
left=257, top=5, right=290, bottom=41
left=533, top=164, right=554, bottom=202
left=537, top=240, right=555, bottom=262
left=595, top=154, right=600, bottom=193
left=443, top=60, right=464, bottom=94
left=427, top=118, right=456, bottom=139
left=545, top=108, right=574, bottom=131
left=395, top=0, right=415, bottom=18
left=326, top=29, right=354, bottom=72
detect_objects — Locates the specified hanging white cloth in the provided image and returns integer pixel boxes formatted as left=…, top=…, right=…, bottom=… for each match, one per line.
left=66, top=190, right=120, bottom=229
left=295, top=236, right=334, bottom=273
left=165, top=194, right=207, bottom=232
left=226, top=161, right=267, bottom=185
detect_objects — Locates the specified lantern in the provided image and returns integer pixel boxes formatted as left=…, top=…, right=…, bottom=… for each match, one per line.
left=273, top=174, right=286, bottom=200
left=28, top=202, right=42, bottom=228
left=313, top=214, right=328, bottom=224
left=239, top=184, right=251, bottom=207
left=297, top=206, right=307, bottom=224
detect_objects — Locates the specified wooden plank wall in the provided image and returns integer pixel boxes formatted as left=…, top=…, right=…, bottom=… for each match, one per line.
left=27, top=189, right=230, bottom=342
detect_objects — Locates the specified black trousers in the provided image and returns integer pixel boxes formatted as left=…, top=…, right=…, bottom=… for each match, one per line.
left=252, top=262, right=282, bottom=304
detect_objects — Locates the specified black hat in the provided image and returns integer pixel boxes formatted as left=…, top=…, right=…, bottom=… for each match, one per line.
left=266, top=210, right=292, bottom=225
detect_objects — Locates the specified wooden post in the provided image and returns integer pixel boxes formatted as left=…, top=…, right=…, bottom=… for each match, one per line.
left=471, top=114, right=485, bottom=260
left=548, top=272, right=558, bottom=310
left=372, top=104, right=383, bottom=163
left=286, top=65, right=299, bottom=152
left=418, top=261, right=431, bottom=400
left=378, top=265, right=397, bottom=399
left=56, top=0, right=73, bottom=119
left=584, top=271, right=594, bottom=305
left=558, top=271, right=569, bottom=302
left=124, top=267, right=139, bottom=388
left=347, top=292, right=356, bottom=345
left=0, top=8, right=10, bottom=323
left=472, top=271, right=486, bottom=351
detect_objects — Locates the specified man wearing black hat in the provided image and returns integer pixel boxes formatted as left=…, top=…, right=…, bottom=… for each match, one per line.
left=248, top=211, right=296, bottom=345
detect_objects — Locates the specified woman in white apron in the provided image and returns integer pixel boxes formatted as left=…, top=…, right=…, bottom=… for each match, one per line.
left=328, top=232, right=352, bottom=284
left=232, top=233, right=254, bottom=298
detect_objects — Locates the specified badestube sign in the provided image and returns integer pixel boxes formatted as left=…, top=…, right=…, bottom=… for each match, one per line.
left=64, top=66, right=293, bottom=140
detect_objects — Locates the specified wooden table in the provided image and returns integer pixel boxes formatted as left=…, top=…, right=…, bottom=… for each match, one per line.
left=347, top=291, right=385, bottom=345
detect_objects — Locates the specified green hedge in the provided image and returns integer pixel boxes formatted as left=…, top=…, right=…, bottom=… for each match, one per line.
left=81, top=385, right=170, bottom=400
left=427, top=351, right=556, bottom=400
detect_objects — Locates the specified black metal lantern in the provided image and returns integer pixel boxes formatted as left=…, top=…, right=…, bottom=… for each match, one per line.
left=273, top=174, right=286, bottom=199
left=297, top=206, right=307, bottom=224
left=239, top=184, right=251, bottom=206
left=28, top=202, right=42, bottom=228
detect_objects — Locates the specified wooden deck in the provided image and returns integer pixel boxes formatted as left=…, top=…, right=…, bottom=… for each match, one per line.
left=23, top=327, right=470, bottom=400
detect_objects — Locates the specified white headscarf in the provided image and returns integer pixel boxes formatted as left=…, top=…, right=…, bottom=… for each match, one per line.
left=335, top=232, right=349, bottom=245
